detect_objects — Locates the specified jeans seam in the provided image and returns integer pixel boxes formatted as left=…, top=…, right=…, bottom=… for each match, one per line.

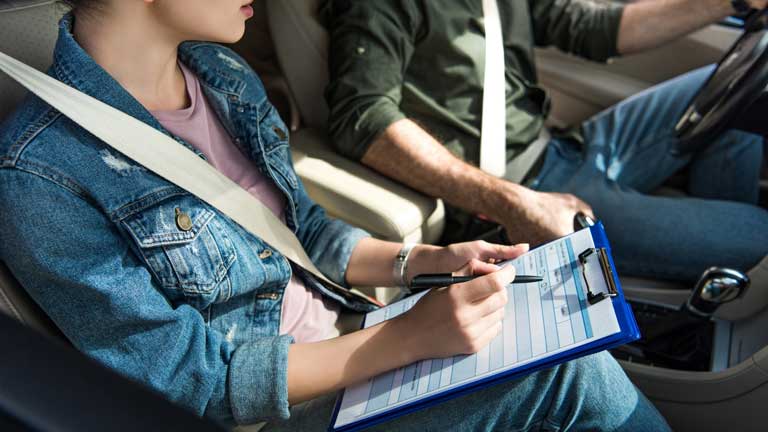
left=540, top=418, right=563, bottom=432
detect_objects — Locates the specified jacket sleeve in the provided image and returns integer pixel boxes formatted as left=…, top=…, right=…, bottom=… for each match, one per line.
left=529, top=0, right=625, bottom=62
left=0, top=170, right=293, bottom=427
left=324, top=0, right=422, bottom=161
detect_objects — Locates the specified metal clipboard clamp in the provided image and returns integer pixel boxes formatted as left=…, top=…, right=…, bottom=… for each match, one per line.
left=578, top=248, right=619, bottom=305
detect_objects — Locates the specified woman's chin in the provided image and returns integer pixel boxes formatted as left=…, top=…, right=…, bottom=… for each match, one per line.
left=199, top=26, right=247, bottom=45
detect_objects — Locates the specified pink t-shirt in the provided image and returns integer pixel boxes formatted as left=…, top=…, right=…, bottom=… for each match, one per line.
left=151, top=63, right=339, bottom=343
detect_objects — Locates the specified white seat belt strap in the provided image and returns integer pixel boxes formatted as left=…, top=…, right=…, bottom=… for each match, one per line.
left=480, top=0, right=507, bottom=177
left=0, top=51, right=376, bottom=305
left=504, top=128, right=550, bottom=185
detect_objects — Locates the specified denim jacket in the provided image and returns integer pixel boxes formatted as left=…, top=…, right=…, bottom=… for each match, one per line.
left=0, top=15, right=372, bottom=426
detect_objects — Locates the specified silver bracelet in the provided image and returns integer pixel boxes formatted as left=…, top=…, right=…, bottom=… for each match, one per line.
left=393, top=243, right=417, bottom=287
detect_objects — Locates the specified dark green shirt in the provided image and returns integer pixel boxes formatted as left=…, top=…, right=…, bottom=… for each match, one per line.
left=323, top=0, right=625, bottom=164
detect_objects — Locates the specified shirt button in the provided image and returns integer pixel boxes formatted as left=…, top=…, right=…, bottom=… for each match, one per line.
left=356, top=46, right=366, bottom=55
left=175, top=208, right=193, bottom=232
left=259, top=249, right=273, bottom=260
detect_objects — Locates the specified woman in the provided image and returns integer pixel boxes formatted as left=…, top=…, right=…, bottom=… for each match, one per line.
left=0, top=1, right=668, bottom=430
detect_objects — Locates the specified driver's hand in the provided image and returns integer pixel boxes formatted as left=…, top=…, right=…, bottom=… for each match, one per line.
left=745, top=0, right=768, bottom=9
left=502, top=190, right=594, bottom=246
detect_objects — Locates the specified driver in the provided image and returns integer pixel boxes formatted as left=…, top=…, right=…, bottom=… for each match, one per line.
left=323, top=0, right=768, bottom=284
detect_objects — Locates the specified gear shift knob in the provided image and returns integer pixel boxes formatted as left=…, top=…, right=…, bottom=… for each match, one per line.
left=686, top=267, right=750, bottom=318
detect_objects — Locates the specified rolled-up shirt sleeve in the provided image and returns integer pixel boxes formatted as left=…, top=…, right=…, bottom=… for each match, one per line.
left=529, top=0, right=625, bottom=62
left=0, top=172, right=293, bottom=427
left=324, top=0, right=421, bottom=161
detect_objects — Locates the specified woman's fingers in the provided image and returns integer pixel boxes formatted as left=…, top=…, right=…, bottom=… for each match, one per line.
left=472, top=289, right=508, bottom=318
left=452, top=292, right=507, bottom=327
left=453, top=258, right=500, bottom=277
left=474, top=241, right=529, bottom=262
left=459, top=310, right=505, bottom=353
left=454, top=264, right=516, bottom=304
left=473, top=321, right=504, bottom=352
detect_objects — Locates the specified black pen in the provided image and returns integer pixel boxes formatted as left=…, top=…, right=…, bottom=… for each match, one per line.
left=410, top=273, right=543, bottom=289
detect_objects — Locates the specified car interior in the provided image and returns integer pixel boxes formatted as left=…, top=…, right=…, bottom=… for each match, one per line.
left=1, top=0, right=768, bottom=431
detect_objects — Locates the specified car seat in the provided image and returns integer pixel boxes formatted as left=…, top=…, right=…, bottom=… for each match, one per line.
left=0, top=0, right=69, bottom=340
left=254, top=0, right=445, bottom=246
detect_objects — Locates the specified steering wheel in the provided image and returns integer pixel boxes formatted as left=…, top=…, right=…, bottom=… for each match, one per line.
left=674, top=9, right=768, bottom=154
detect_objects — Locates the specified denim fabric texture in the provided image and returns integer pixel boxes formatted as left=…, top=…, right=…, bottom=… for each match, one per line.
left=0, top=14, right=372, bottom=427
left=530, top=66, right=768, bottom=282
left=261, top=351, right=669, bottom=432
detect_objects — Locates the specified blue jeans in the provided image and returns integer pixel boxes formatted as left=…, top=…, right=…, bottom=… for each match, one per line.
left=262, top=351, right=669, bottom=431
left=531, top=66, right=768, bottom=282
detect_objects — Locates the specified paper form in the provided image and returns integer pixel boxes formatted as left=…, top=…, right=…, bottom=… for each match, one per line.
left=333, top=228, right=622, bottom=429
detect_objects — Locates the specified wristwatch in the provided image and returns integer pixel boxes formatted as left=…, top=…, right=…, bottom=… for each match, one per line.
left=732, top=0, right=752, bottom=13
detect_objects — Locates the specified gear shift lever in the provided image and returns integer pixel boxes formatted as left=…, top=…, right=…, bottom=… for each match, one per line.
left=685, top=267, right=751, bottom=318
left=618, top=267, right=750, bottom=371
left=642, top=267, right=750, bottom=340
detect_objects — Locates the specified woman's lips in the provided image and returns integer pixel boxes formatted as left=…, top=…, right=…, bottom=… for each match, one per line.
left=240, top=5, right=254, bottom=18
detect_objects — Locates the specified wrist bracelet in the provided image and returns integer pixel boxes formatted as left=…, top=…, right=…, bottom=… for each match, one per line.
left=393, top=243, right=417, bottom=287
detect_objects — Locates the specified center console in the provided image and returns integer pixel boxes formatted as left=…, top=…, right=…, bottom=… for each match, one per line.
left=614, top=267, right=768, bottom=432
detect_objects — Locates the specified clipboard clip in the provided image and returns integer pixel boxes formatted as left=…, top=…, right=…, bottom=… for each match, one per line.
left=578, top=248, right=619, bottom=305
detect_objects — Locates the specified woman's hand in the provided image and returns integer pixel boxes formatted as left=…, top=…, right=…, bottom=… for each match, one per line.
left=406, top=241, right=529, bottom=283
left=289, top=241, right=524, bottom=402
left=396, top=262, right=517, bottom=361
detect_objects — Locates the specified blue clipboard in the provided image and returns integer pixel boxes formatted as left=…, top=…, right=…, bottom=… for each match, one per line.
left=329, top=222, right=640, bottom=432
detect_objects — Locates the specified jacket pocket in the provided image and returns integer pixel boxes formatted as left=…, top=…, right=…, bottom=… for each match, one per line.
left=121, top=195, right=237, bottom=311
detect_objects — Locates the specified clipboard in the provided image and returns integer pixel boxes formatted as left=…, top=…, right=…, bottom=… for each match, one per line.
left=329, top=222, right=640, bottom=432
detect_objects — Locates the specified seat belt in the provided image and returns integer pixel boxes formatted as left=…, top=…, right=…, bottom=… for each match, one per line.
left=504, top=128, right=550, bottom=185
left=481, top=0, right=549, bottom=183
left=480, top=0, right=507, bottom=177
left=0, top=51, right=379, bottom=307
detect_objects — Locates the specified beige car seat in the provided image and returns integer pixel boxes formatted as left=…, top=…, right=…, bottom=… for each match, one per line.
left=0, top=0, right=69, bottom=339
left=261, top=0, right=445, bottom=245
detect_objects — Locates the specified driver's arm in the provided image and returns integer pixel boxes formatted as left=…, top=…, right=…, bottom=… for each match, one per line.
left=617, top=0, right=767, bottom=55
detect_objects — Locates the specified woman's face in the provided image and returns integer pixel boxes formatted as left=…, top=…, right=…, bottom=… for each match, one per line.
left=146, top=0, right=255, bottom=43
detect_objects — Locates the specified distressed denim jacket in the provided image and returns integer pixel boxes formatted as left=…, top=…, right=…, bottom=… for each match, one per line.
left=0, top=15, right=372, bottom=426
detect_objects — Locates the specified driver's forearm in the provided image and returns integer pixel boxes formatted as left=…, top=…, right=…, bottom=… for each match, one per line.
left=361, top=119, right=527, bottom=227
left=618, top=0, right=735, bottom=55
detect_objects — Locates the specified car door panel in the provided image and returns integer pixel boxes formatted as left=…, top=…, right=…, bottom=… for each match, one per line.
left=537, top=24, right=742, bottom=126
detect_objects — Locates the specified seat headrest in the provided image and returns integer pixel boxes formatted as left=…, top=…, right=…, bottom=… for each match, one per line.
left=0, top=0, right=69, bottom=122
left=265, top=0, right=329, bottom=129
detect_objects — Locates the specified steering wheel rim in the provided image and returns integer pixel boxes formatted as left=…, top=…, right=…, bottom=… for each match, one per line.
left=674, top=10, right=768, bottom=154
